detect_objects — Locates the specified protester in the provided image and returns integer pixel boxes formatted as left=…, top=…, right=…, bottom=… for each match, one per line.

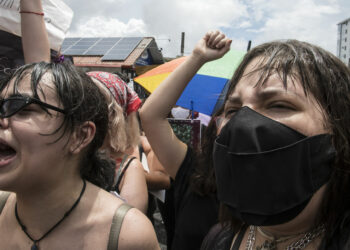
left=139, top=31, right=231, bottom=250
left=0, top=62, right=159, bottom=249
left=0, top=1, right=159, bottom=248
left=88, top=71, right=149, bottom=214
left=200, top=37, right=350, bottom=249
left=142, top=29, right=350, bottom=249
left=15, top=0, right=149, bottom=214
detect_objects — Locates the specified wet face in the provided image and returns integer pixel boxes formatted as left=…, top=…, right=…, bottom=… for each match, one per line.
left=221, top=58, right=328, bottom=137
left=0, top=73, right=71, bottom=191
left=218, top=57, right=331, bottom=231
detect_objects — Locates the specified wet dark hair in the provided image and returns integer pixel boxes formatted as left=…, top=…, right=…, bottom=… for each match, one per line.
left=0, top=61, right=114, bottom=190
left=219, top=40, right=350, bottom=246
left=190, top=106, right=224, bottom=196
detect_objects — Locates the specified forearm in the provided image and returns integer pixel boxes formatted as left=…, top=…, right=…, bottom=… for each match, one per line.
left=138, top=31, right=231, bottom=179
left=20, top=0, right=50, bottom=63
left=139, top=54, right=207, bottom=122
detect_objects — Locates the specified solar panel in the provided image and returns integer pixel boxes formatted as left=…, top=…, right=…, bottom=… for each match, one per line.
left=85, top=49, right=109, bottom=56
left=100, top=37, right=122, bottom=42
left=62, top=38, right=81, bottom=44
left=80, top=38, right=100, bottom=42
left=61, top=37, right=142, bottom=59
left=61, top=38, right=81, bottom=53
left=101, top=37, right=142, bottom=61
left=62, top=49, right=87, bottom=55
left=61, top=38, right=100, bottom=55
left=101, top=53, right=130, bottom=61
left=84, top=38, right=122, bottom=56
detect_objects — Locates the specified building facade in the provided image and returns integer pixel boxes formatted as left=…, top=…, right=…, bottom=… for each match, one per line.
left=337, top=17, right=350, bottom=66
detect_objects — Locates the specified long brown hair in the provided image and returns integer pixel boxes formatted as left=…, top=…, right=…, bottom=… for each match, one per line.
left=220, top=40, right=350, bottom=245
left=190, top=106, right=224, bottom=196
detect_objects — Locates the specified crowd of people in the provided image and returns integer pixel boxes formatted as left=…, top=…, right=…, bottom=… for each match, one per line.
left=1, top=0, right=350, bottom=249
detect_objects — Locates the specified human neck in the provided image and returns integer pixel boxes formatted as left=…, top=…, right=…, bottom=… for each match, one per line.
left=253, top=224, right=324, bottom=250
left=14, top=175, right=85, bottom=239
left=260, top=219, right=315, bottom=239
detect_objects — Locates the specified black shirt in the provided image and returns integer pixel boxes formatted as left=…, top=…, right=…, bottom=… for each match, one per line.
left=170, top=147, right=219, bottom=250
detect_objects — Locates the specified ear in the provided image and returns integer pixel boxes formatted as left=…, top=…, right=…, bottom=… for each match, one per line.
left=69, top=121, right=96, bottom=154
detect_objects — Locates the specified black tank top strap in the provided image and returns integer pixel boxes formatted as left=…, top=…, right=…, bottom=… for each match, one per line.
left=231, top=224, right=248, bottom=250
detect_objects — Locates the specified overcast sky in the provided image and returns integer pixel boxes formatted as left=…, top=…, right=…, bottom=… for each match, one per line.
left=62, top=0, right=350, bottom=58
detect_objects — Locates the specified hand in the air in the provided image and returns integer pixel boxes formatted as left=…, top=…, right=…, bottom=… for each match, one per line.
left=192, top=30, right=232, bottom=63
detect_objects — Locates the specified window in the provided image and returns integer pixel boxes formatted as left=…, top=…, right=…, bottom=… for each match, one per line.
left=344, top=54, right=347, bottom=59
left=346, top=37, right=347, bottom=42
left=346, top=29, right=348, bottom=34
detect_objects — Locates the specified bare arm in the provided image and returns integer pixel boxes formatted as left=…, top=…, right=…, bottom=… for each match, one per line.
left=118, top=208, right=160, bottom=250
left=140, top=135, right=171, bottom=190
left=139, top=31, right=231, bottom=179
left=145, top=150, right=171, bottom=190
left=20, top=0, right=50, bottom=63
left=119, top=159, right=148, bottom=214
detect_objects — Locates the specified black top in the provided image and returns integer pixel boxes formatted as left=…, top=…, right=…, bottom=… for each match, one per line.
left=167, top=147, right=219, bottom=250
left=200, top=223, right=244, bottom=250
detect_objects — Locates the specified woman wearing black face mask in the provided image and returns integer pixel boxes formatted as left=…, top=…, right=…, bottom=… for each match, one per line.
left=200, top=38, right=350, bottom=249
left=141, top=31, right=350, bottom=249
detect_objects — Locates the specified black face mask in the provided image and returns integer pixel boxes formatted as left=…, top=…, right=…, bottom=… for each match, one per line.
left=213, top=106, right=335, bottom=226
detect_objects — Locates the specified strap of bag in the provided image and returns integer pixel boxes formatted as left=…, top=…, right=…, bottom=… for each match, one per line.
left=0, top=192, right=10, bottom=214
left=115, top=156, right=136, bottom=193
left=107, top=203, right=133, bottom=250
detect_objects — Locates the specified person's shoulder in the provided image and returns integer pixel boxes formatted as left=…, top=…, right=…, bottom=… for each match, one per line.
left=118, top=207, right=160, bottom=250
left=127, top=156, right=142, bottom=167
left=86, top=181, right=125, bottom=207
left=123, top=157, right=144, bottom=175
left=201, top=223, right=235, bottom=250
left=85, top=184, right=158, bottom=248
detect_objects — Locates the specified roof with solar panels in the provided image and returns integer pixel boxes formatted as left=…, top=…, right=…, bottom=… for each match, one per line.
left=60, top=36, right=164, bottom=69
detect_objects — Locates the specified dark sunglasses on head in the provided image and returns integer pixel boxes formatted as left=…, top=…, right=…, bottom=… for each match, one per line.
left=0, top=96, right=66, bottom=118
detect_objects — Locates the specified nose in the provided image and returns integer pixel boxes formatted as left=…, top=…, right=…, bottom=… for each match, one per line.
left=0, top=117, right=9, bottom=129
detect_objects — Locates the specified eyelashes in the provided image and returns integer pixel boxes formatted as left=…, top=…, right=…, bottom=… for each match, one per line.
left=224, top=102, right=297, bottom=117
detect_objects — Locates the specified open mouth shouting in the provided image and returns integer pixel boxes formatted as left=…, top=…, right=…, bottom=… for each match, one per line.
left=0, top=139, right=16, bottom=167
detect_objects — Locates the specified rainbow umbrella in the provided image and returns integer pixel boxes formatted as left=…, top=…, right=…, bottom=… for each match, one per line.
left=134, top=49, right=245, bottom=116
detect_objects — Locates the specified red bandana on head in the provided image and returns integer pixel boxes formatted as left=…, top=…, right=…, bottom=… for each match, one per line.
left=87, top=71, right=141, bottom=115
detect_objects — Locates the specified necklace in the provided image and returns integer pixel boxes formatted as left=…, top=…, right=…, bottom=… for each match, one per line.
left=246, top=224, right=325, bottom=250
left=15, top=180, right=86, bottom=250
left=255, top=226, right=307, bottom=249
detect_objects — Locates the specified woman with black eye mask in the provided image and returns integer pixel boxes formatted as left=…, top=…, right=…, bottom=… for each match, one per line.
left=140, top=30, right=350, bottom=250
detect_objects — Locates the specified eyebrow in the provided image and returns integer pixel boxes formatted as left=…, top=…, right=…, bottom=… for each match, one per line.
left=258, top=88, right=304, bottom=100
left=226, top=95, right=241, bottom=105
left=226, top=87, right=305, bottom=105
